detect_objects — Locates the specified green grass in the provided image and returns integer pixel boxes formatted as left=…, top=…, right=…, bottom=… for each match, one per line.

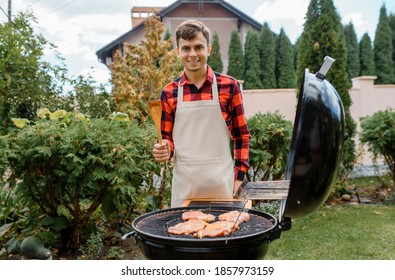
left=265, top=204, right=395, bottom=260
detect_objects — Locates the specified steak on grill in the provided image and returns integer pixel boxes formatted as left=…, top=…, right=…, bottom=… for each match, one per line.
left=167, top=219, right=209, bottom=235
left=181, top=210, right=216, bottom=222
left=218, top=211, right=250, bottom=226
left=194, top=221, right=237, bottom=238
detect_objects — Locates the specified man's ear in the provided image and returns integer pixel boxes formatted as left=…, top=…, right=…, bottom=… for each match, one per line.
left=175, top=47, right=179, bottom=56
left=207, top=44, right=212, bottom=56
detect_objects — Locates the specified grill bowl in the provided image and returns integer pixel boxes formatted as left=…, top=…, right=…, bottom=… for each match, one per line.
left=128, top=206, right=279, bottom=260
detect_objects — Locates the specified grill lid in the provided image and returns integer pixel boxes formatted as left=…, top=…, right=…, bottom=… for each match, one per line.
left=283, top=56, right=345, bottom=218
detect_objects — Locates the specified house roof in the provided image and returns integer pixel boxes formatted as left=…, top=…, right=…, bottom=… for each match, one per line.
left=95, top=0, right=262, bottom=64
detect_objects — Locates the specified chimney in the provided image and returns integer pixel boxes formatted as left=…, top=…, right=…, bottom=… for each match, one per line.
left=131, top=6, right=164, bottom=28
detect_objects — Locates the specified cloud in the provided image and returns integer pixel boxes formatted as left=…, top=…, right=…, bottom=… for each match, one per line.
left=253, top=0, right=309, bottom=25
left=252, top=0, right=309, bottom=42
left=343, top=13, right=364, bottom=27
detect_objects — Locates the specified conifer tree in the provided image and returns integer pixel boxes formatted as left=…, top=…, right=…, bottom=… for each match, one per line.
left=374, top=4, right=395, bottom=84
left=344, top=22, right=360, bottom=79
left=227, top=29, right=245, bottom=80
left=294, top=37, right=300, bottom=75
left=163, top=28, right=171, bottom=41
left=359, top=33, right=375, bottom=76
left=297, top=0, right=356, bottom=173
left=207, top=31, right=223, bottom=73
left=163, top=28, right=173, bottom=50
left=260, top=22, right=276, bottom=88
left=111, top=16, right=180, bottom=122
left=244, top=30, right=263, bottom=89
left=389, top=13, right=395, bottom=72
left=275, top=28, right=295, bottom=88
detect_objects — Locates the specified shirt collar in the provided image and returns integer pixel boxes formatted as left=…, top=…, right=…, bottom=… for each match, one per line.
left=179, top=65, right=214, bottom=86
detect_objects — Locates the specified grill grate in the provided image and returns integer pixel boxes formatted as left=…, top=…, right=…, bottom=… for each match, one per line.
left=135, top=208, right=275, bottom=239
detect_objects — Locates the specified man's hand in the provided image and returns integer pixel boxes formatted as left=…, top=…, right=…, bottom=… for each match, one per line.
left=152, top=140, right=170, bottom=163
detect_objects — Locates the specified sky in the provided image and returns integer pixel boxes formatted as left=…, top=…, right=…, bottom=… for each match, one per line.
left=1, top=0, right=395, bottom=85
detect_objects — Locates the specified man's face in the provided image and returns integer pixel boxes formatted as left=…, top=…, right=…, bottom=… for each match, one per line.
left=176, top=32, right=212, bottom=73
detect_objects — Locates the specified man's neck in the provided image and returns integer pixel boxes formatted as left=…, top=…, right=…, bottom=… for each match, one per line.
left=184, top=67, right=208, bottom=89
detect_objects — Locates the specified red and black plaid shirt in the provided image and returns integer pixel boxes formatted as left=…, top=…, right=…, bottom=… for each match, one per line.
left=160, top=66, right=250, bottom=180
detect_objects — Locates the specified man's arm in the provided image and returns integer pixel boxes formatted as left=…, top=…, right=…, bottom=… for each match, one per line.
left=230, top=81, right=251, bottom=181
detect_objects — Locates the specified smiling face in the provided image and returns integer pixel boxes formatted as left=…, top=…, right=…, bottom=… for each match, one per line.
left=176, top=32, right=212, bottom=74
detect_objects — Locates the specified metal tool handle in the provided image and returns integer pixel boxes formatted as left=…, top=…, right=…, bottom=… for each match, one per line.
left=316, top=56, right=336, bottom=80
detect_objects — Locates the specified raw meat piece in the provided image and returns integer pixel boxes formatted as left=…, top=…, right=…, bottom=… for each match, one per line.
left=194, top=221, right=238, bottom=238
left=181, top=210, right=216, bottom=222
left=218, top=210, right=250, bottom=226
left=168, top=219, right=208, bottom=235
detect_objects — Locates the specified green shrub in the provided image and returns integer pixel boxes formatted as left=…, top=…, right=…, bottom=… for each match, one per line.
left=0, top=136, right=9, bottom=178
left=247, top=112, right=293, bottom=181
left=5, top=110, right=160, bottom=251
left=360, top=109, right=395, bottom=183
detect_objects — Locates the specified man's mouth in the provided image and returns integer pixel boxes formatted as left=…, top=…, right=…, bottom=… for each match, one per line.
left=188, top=59, right=200, bottom=65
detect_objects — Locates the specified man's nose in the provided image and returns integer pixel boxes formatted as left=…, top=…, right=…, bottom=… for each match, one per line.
left=189, top=48, right=197, bottom=56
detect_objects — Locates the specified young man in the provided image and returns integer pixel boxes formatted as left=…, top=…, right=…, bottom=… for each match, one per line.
left=152, top=20, right=250, bottom=207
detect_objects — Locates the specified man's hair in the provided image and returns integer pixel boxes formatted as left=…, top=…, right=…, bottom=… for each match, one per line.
left=175, top=20, right=211, bottom=47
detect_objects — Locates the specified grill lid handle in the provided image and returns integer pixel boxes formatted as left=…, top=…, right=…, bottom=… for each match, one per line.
left=315, top=56, right=335, bottom=80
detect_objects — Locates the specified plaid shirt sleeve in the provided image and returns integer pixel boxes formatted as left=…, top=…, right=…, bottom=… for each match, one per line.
left=220, top=76, right=251, bottom=181
left=160, top=79, right=179, bottom=157
left=160, top=70, right=250, bottom=181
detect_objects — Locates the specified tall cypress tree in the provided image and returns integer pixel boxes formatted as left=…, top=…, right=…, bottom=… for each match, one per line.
left=374, top=4, right=395, bottom=84
left=244, top=30, right=263, bottom=89
left=359, top=33, right=375, bottom=76
left=227, top=29, right=245, bottom=80
left=344, top=22, right=360, bottom=79
left=163, top=28, right=173, bottom=50
left=207, top=31, right=223, bottom=73
left=389, top=13, right=395, bottom=72
left=275, top=28, right=295, bottom=88
left=260, top=22, right=276, bottom=88
left=294, top=37, right=301, bottom=75
left=297, top=0, right=356, bottom=173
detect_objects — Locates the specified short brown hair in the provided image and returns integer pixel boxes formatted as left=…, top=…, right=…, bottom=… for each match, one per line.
left=175, top=20, right=211, bottom=47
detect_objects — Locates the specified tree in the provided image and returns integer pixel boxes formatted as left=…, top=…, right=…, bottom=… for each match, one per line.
left=111, top=16, right=181, bottom=122
left=359, top=33, right=375, bottom=76
left=244, top=30, right=263, bottom=89
left=275, top=28, right=295, bottom=88
left=294, top=37, right=301, bottom=76
left=374, top=4, right=395, bottom=84
left=389, top=13, right=395, bottom=71
left=260, top=22, right=277, bottom=88
left=65, top=76, right=115, bottom=118
left=296, top=0, right=356, bottom=174
left=207, top=31, right=223, bottom=73
left=227, top=29, right=245, bottom=80
left=0, top=12, right=114, bottom=135
left=0, top=12, right=65, bottom=135
left=344, top=22, right=360, bottom=79
left=163, top=28, right=173, bottom=50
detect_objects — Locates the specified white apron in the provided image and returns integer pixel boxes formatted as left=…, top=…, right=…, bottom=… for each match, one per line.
left=171, top=76, right=234, bottom=207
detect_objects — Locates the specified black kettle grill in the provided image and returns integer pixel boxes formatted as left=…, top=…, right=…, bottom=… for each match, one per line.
left=122, top=56, right=345, bottom=260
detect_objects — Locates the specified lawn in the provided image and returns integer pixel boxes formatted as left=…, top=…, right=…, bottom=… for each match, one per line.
left=265, top=204, right=395, bottom=260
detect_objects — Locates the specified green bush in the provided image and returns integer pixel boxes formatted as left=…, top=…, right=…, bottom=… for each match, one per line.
left=360, top=108, right=395, bottom=183
left=0, top=136, right=8, bottom=177
left=4, top=110, right=160, bottom=251
left=247, top=112, right=293, bottom=181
